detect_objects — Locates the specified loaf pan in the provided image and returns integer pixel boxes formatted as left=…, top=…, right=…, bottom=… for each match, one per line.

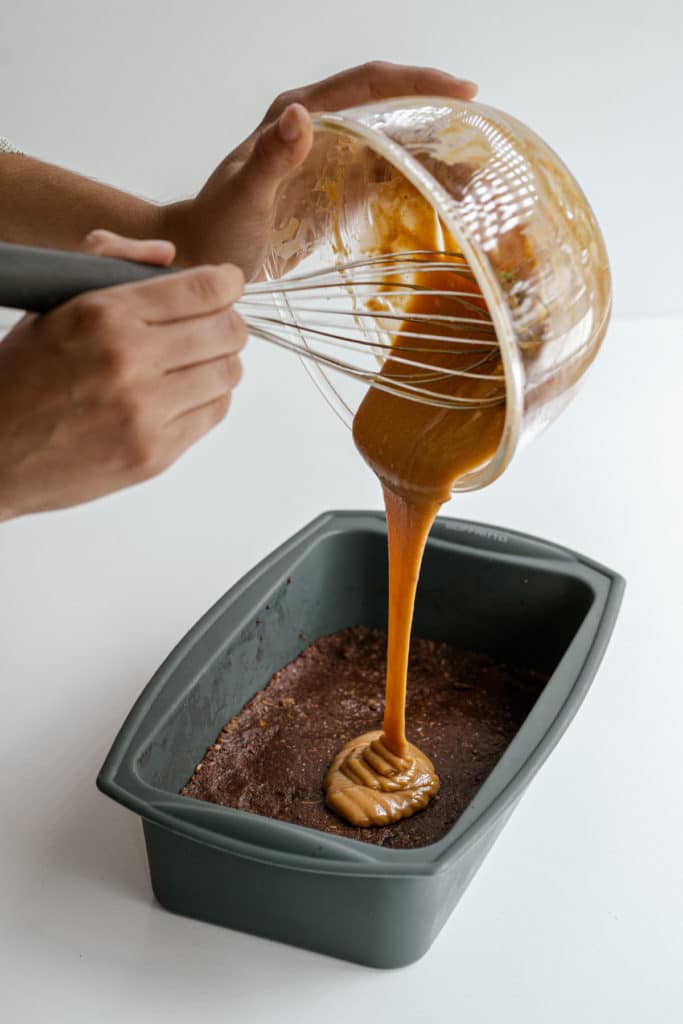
left=98, top=510, right=624, bottom=968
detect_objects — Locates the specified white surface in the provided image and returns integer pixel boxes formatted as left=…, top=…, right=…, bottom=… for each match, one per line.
left=1, top=317, right=682, bottom=1022
left=1, top=4, right=682, bottom=1021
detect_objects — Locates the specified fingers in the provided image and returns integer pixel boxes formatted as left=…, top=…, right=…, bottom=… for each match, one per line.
left=107, top=262, right=245, bottom=324
left=161, top=355, right=242, bottom=421
left=235, top=103, right=313, bottom=205
left=162, top=393, right=233, bottom=465
left=96, top=341, right=242, bottom=483
left=120, top=385, right=235, bottom=487
left=81, top=228, right=176, bottom=266
left=154, top=306, right=248, bottom=372
left=264, top=61, right=478, bottom=121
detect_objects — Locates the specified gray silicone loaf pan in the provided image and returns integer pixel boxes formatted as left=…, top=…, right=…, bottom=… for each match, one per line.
left=98, top=511, right=624, bottom=968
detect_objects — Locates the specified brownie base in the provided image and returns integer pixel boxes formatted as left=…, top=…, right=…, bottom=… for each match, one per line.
left=181, top=627, right=547, bottom=849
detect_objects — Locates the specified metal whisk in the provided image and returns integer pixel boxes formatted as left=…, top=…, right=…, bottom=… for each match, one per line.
left=0, top=243, right=505, bottom=411
left=242, top=251, right=504, bottom=410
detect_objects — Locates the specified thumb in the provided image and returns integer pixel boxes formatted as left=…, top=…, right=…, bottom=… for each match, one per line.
left=80, top=229, right=176, bottom=266
left=237, top=103, right=312, bottom=203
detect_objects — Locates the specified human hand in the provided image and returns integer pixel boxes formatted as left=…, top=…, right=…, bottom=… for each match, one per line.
left=161, top=61, right=478, bottom=279
left=0, top=230, right=246, bottom=520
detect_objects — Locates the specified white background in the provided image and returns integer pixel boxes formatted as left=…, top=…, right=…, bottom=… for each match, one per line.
left=1, top=2, right=682, bottom=1021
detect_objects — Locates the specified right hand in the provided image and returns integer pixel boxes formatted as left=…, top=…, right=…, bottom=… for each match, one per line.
left=0, top=231, right=247, bottom=520
left=163, top=62, right=478, bottom=279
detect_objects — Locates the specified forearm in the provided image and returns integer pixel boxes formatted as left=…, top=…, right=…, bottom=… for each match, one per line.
left=0, top=153, right=162, bottom=250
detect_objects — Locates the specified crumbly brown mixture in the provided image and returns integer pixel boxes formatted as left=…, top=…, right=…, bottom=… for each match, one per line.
left=181, top=626, right=546, bottom=849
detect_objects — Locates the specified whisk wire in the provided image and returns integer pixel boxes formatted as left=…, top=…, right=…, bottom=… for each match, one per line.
left=248, top=322, right=503, bottom=410
left=241, top=251, right=505, bottom=411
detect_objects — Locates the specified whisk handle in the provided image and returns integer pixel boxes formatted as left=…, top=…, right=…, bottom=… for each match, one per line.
left=0, top=242, right=172, bottom=314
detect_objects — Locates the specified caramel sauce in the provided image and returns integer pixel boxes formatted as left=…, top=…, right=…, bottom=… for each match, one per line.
left=324, top=730, right=439, bottom=827
left=325, top=181, right=506, bottom=827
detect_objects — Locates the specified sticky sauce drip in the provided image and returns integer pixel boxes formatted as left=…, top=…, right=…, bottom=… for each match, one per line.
left=324, top=177, right=506, bottom=828
left=325, top=730, right=439, bottom=827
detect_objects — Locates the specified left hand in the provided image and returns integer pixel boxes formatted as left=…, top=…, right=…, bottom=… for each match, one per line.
left=0, top=229, right=247, bottom=521
left=161, top=61, right=477, bottom=279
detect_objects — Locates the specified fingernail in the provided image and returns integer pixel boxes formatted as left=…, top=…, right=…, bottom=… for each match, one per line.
left=278, top=105, right=302, bottom=143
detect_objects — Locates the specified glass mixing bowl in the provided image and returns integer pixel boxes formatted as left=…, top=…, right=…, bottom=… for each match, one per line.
left=263, top=97, right=611, bottom=491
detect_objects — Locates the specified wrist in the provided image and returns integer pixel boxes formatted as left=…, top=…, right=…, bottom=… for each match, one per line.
left=156, top=199, right=199, bottom=267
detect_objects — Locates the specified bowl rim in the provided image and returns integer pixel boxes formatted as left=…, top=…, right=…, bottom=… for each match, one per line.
left=98, top=509, right=625, bottom=879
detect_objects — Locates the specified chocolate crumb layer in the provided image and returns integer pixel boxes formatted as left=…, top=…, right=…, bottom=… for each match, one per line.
left=181, top=626, right=547, bottom=849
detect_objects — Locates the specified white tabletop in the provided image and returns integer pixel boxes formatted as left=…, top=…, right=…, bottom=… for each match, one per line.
left=1, top=314, right=681, bottom=1022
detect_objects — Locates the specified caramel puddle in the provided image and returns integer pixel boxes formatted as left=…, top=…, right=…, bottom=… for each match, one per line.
left=325, top=730, right=439, bottom=827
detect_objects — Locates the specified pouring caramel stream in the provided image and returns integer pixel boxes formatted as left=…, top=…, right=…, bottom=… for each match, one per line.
left=325, top=187, right=506, bottom=827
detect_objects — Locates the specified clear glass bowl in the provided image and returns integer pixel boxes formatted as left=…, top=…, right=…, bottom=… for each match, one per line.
left=263, top=97, right=612, bottom=491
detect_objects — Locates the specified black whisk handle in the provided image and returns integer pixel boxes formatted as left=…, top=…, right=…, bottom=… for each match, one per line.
left=0, top=242, right=172, bottom=314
